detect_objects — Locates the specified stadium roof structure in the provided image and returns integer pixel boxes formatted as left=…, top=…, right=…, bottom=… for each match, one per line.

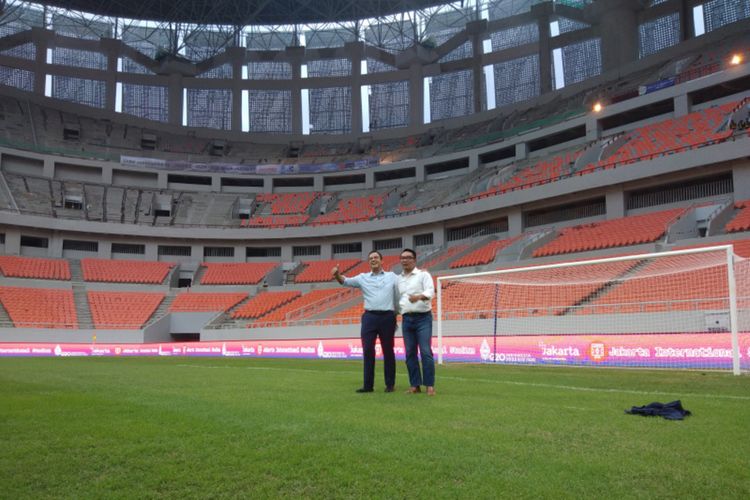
left=31, top=0, right=452, bottom=25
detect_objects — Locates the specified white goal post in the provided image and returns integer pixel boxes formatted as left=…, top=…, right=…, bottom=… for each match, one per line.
left=437, top=245, right=749, bottom=374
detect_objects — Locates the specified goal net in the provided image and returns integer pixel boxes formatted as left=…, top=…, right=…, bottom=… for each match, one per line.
left=437, top=246, right=750, bottom=374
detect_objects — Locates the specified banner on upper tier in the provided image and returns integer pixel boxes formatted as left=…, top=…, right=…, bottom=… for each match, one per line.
left=0, top=333, right=748, bottom=369
left=119, top=156, right=379, bottom=174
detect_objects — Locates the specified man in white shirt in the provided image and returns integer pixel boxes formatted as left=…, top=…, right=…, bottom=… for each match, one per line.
left=396, top=248, right=436, bottom=395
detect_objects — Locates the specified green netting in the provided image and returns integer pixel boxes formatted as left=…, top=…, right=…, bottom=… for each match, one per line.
left=0, top=136, right=117, bottom=162
left=442, top=107, right=586, bottom=153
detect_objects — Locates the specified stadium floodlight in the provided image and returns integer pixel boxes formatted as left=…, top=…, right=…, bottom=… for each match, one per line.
left=437, top=246, right=748, bottom=375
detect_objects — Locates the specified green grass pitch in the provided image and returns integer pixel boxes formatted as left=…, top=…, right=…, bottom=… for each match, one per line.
left=1, top=357, right=749, bottom=498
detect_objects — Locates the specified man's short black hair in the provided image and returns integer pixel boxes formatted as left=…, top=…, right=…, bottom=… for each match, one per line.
left=368, top=250, right=383, bottom=259
left=400, top=248, right=417, bottom=259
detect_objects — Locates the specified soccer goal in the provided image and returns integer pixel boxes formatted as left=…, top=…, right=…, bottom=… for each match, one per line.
left=437, top=245, right=749, bottom=374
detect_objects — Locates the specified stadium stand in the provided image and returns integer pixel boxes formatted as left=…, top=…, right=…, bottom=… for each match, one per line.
left=328, top=301, right=366, bottom=324
left=583, top=254, right=733, bottom=313
left=251, top=288, right=349, bottom=325
left=420, top=244, right=470, bottom=270
left=242, top=215, right=309, bottom=227
left=579, top=101, right=740, bottom=174
left=0, top=255, right=71, bottom=280
left=441, top=261, right=638, bottom=319
left=0, top=287, right=77, bottom=328
left=312, top=193, right=387, bottom=224
left=725, top=200, right=750, bottom=233
left=532, top=208, right=687, bottom=257
left=256, top=192, right=321, bottom=215
left=450, top=236, right=521, bottom=268
left=199, top=262, right=278, bottom=285
left=672, top=239, right=750, bottom=258
left=485, top=151, right=581, bottom=195
left=345, top=255, right=401, bottom=275
left=88, top=291, right=165, bottom=329
left=295, top=259, right=360, bottom=283
left=170, top=292, right=248, bottom=312
left=231, top=291, right=301, bottom=319
left=81, top=258, right=173, bottom=284
left=0, top=93, right=743, bottom=230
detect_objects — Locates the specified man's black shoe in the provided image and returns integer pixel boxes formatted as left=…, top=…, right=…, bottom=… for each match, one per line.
left=356, top=387, right=374, bottom=393
left=384, top=386, right=395, bottom=393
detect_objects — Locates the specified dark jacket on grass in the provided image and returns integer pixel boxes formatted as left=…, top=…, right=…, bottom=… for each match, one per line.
left=625, top=400, right=691, bottom=420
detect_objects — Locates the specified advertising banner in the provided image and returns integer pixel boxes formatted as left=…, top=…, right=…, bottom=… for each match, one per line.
left=120, top=156, right=379, bottom=175
left=1, top=333, right=747, bottom=370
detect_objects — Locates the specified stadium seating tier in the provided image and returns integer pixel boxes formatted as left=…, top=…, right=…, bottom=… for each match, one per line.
left=81, top=259, right=173, bottom=284
left=0, top=256, right=71, bottom=280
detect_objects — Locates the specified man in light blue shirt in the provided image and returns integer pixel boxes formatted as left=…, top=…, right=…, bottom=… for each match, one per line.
left=333, top=250, right=398, bottom=393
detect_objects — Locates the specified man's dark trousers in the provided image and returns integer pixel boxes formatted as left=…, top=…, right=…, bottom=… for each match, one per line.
left=360, top=310, right=396, bottom=390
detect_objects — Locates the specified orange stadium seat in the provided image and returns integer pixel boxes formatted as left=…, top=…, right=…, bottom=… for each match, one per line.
left=199, top=262, right=278, bottom=285
left=672, top=238, right=750, bottom=259
left=81, top=258, right=173, bottom=284
left=488, top=151, right=580, bottom=194
left=231, top=290, right=301, bottom=319
left=441, top=260, right=637, bottom=319
left=88, top=291, right=165, bottom=329
left=725, top=200, right=750, bottom=233
left=252, top=288, right=349, bottom=326
left=345, top=255, right=401, bottom=275
left=583, top=253, right=738, bottom=314
left=0, top=256, right=71, bottom=280
left=295, top=259, right=360, bottom=283
left=170, top=292, right=248, bottom=312
left=328, top=301, right=366, bottom=324
left=420, top=244, right=470, bottom=270
left=595, top=101, right=740, bottom=169
left=255, top=192, right=320, bottom=215
left=0, top=286, right=77, bottom=328
left=533, top=208, right=686, bottom=257
left=243, top=214, right=309, bottom=228
left=450, top=237, right=521, bottom=268
left=312, top=194, right=386, bottom=224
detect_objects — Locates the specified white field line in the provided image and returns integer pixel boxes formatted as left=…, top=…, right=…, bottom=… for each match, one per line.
left=174, top=363, right=750, bottom=401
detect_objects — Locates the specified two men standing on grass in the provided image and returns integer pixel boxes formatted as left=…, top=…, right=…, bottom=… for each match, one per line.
left=332, top=248, right=435, bottom=396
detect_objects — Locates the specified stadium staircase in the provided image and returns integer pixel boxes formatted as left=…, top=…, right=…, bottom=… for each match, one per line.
left=203, top=295, right=256, bottom=330
left=69, top=259, right=84, bottom=282
left=164, top=265, right=179, bottom=287
left=0, top=170, right=18, bottom=211
left=148, top=293, right=176, bottom=325
left=200, top=195, right=237, bottom=226
left=104, top=186, right=123, bottom=223
left=725, top=200, right=750, bottom=233
left=72, top=283, right=93, bottom=328
left=447, top=235, right=515, bottom=270
left=285, top=263, right=303, bottom=284
left=0, top=300, right=12, bottom=327
left=183, top=194, right=209, bottom=225
left=558, top=259, right=648, bottom=316
left=307, top=295, right=363, bottom=322
left=84, top=184, right=104, bottom=221
left=192, top=265, right=207, bottom=285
